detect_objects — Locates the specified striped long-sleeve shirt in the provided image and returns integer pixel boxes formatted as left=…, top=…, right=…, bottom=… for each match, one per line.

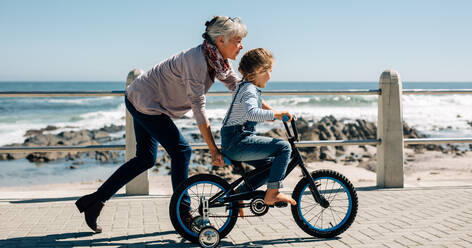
left=222, top=82, right=275, bottom=127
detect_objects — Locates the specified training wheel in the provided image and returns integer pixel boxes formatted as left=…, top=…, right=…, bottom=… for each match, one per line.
left=198, top=226, right=220, bottom=248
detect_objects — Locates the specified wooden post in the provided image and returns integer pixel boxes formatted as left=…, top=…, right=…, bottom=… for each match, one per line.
left=377, top=70, right=404, bottom=188
left=125, top=69, right=149, bottom=195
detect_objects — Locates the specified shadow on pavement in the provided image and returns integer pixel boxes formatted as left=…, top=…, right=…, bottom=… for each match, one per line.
left=6, top=193, right=169, bottom=204
left=219, top=236, right=339, bottom=247
left=0, top=230, right=333, bottom=247
left=0, top=231, right=200, bottom=247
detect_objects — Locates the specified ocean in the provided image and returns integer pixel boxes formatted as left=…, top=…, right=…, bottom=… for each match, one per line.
left=0, top=81, right=471, bottom=186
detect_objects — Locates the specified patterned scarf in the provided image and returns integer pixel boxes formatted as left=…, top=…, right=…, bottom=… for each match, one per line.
left=202, top=40, right=231, bottom=81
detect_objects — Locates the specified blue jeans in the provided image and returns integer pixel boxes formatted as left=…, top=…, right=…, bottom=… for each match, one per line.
left=221, top=124, right=292, bottom=191
left=95, top=96, right=191, bottom=206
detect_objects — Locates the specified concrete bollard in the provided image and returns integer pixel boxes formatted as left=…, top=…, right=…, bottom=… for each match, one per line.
left=125, top=69, right=149, bottom=195
left=377, top=70, right=404, bottom=188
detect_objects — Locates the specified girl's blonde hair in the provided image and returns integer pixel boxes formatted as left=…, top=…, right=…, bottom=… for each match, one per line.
left=238, top=48, right=273, bottom=82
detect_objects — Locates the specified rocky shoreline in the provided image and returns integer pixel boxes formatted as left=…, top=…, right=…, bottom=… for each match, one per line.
left=185, top=116, right=470, bottom=180
left=1, top=116, right=469, bottom=181
left=0, top=124, right=125, bottom=164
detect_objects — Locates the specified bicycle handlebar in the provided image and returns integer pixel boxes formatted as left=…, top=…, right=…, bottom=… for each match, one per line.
left=282, top=115, right=299, bottom=141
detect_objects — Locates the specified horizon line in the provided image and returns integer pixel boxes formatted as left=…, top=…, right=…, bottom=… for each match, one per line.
left=1, top=80, right=472, bottom=84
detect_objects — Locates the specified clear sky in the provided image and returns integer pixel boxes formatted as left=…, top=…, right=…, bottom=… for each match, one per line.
left=1, top=0, right=471, bottom=82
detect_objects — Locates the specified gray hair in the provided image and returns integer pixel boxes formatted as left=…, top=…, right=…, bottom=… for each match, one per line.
left=202, top=16, right=248, bottom=44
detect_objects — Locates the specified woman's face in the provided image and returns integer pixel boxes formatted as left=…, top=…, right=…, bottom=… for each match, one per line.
left=216, top=36, right=243, bottom=60
left=253, top=67, right=272, bottom=88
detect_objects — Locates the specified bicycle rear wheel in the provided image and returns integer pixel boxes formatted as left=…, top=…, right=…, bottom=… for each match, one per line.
left=169, top=174, right=238, bottom=243
left=291, top=169, right=358, bottom=238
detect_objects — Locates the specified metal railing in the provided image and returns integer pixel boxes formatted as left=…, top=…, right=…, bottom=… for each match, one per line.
left=1, top=88, right=471, bottom=153
left=5, top=88, right=472, bottom=98
left=1, top=69, right=472, bottom=189
left=0, top=89, right=382, bottom=154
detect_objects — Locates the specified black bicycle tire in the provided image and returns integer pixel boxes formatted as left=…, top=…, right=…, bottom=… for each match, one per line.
left=291, top=169, right=358, bottom=238
left=169, top=174, right=239, bottom=243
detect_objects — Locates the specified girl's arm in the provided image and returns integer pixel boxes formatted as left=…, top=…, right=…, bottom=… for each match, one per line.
left=261, top=100, right=293, bottom=121
left=241, top=86, right=274, bottom=122
left=261, top=100, right=272, bottom=110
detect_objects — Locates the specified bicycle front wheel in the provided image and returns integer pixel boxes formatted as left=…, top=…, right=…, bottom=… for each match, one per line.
left=169, top=174, right=238, bottom=243
left=291, top=169, right=358, bottom=238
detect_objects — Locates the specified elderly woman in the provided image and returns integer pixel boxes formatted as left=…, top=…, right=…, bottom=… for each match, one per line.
left=75, top=16, right=247, bottom=233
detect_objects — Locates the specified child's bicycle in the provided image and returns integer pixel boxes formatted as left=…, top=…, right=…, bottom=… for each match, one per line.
left=169, top=117, right=358, bottom=248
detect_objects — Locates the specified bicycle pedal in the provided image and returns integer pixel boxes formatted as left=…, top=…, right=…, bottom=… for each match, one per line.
left=268, top=202, right=288, bottom=208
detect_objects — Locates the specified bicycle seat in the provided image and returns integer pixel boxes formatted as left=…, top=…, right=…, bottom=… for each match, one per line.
left=223, top=156, right=233, bottom=165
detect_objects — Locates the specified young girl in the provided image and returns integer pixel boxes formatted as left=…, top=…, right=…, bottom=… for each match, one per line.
left=221, top=48, right=296, bottom=207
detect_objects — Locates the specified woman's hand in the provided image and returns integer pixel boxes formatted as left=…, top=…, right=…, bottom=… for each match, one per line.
left=210, top=149, right=225, bottom=167
left=274, top=111, right=293, bottom=122
left=197, top=123, right=225, bottom=167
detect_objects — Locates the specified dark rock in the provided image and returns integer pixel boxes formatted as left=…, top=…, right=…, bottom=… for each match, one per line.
left=24, top=125, right=59, bottom=137
left=95, top=151, right=121, bottom=163
left=189, top=165, right=210, bottom=176
left=210, top=165, right=235, bottom=181
left=191, top=133, right=203, bottom=141
left=358, top=161, right=377, bottom=172
left=403, top=123, right=424, bottom=139
left=99, top=124, right=124, bottom=133
left=192, top=149, right=212, bottom=165
left=92, top=131, right=110, bottom=141
left=319, top=146, right=337, bottom=162
left=1, top=124, right=127, bottom=163
left=260, top=128, right=285, bottom=139
left=156, top=154, right=171, bottom=167
left=27, top=152, right=61, bottom=163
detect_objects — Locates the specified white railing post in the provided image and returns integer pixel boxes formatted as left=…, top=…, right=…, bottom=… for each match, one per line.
left=377, top=70, right=404, bottom=188
left=125, top=69, right=149, bottom=195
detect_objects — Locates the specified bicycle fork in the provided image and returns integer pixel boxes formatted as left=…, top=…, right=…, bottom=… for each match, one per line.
left=299, top=160, right=330, bottom=208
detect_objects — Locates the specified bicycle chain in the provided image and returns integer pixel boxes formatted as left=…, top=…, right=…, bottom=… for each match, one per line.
left=205, top=182, right=321, bottom=218
left=208, top=214, right=264, bottom=218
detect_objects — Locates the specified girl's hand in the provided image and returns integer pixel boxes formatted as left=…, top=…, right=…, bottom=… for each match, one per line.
left=274, top=111, right=293, bottom=122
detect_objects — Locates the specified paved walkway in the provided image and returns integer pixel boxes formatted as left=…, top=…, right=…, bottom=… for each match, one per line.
left=1, top=184, right=472, bottom=248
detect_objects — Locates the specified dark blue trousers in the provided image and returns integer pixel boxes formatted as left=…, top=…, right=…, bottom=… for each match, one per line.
left=96, top=96, right=191, bottom=204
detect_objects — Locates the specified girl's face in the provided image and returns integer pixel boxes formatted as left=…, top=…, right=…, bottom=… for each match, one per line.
left=252, top=66, right=272, bottom=88
left=217, top=36, right=244, bottom=60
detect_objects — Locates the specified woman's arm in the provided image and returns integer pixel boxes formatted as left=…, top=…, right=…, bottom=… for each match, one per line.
left=185, top=79, right=224, bottom=166
left=220, top=67, right=240, bottom=91
left=198, top=123, right=224, bottom=166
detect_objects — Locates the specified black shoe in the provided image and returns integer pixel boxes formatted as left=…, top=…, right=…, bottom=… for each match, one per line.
left=75, top=192, right=104, bottom=233
left=75, top=192, right=99, bottom=213
left=84, top=201, right=104, bottom=233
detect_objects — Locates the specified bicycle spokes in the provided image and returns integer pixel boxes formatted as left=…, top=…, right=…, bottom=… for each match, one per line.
left=182, top=182, right=232, bottom=231
left=298, top=177, right=352, bottom=231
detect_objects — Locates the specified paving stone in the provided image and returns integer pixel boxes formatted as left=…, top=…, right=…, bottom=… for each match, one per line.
left=1, top=186, right=472, bottom=247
